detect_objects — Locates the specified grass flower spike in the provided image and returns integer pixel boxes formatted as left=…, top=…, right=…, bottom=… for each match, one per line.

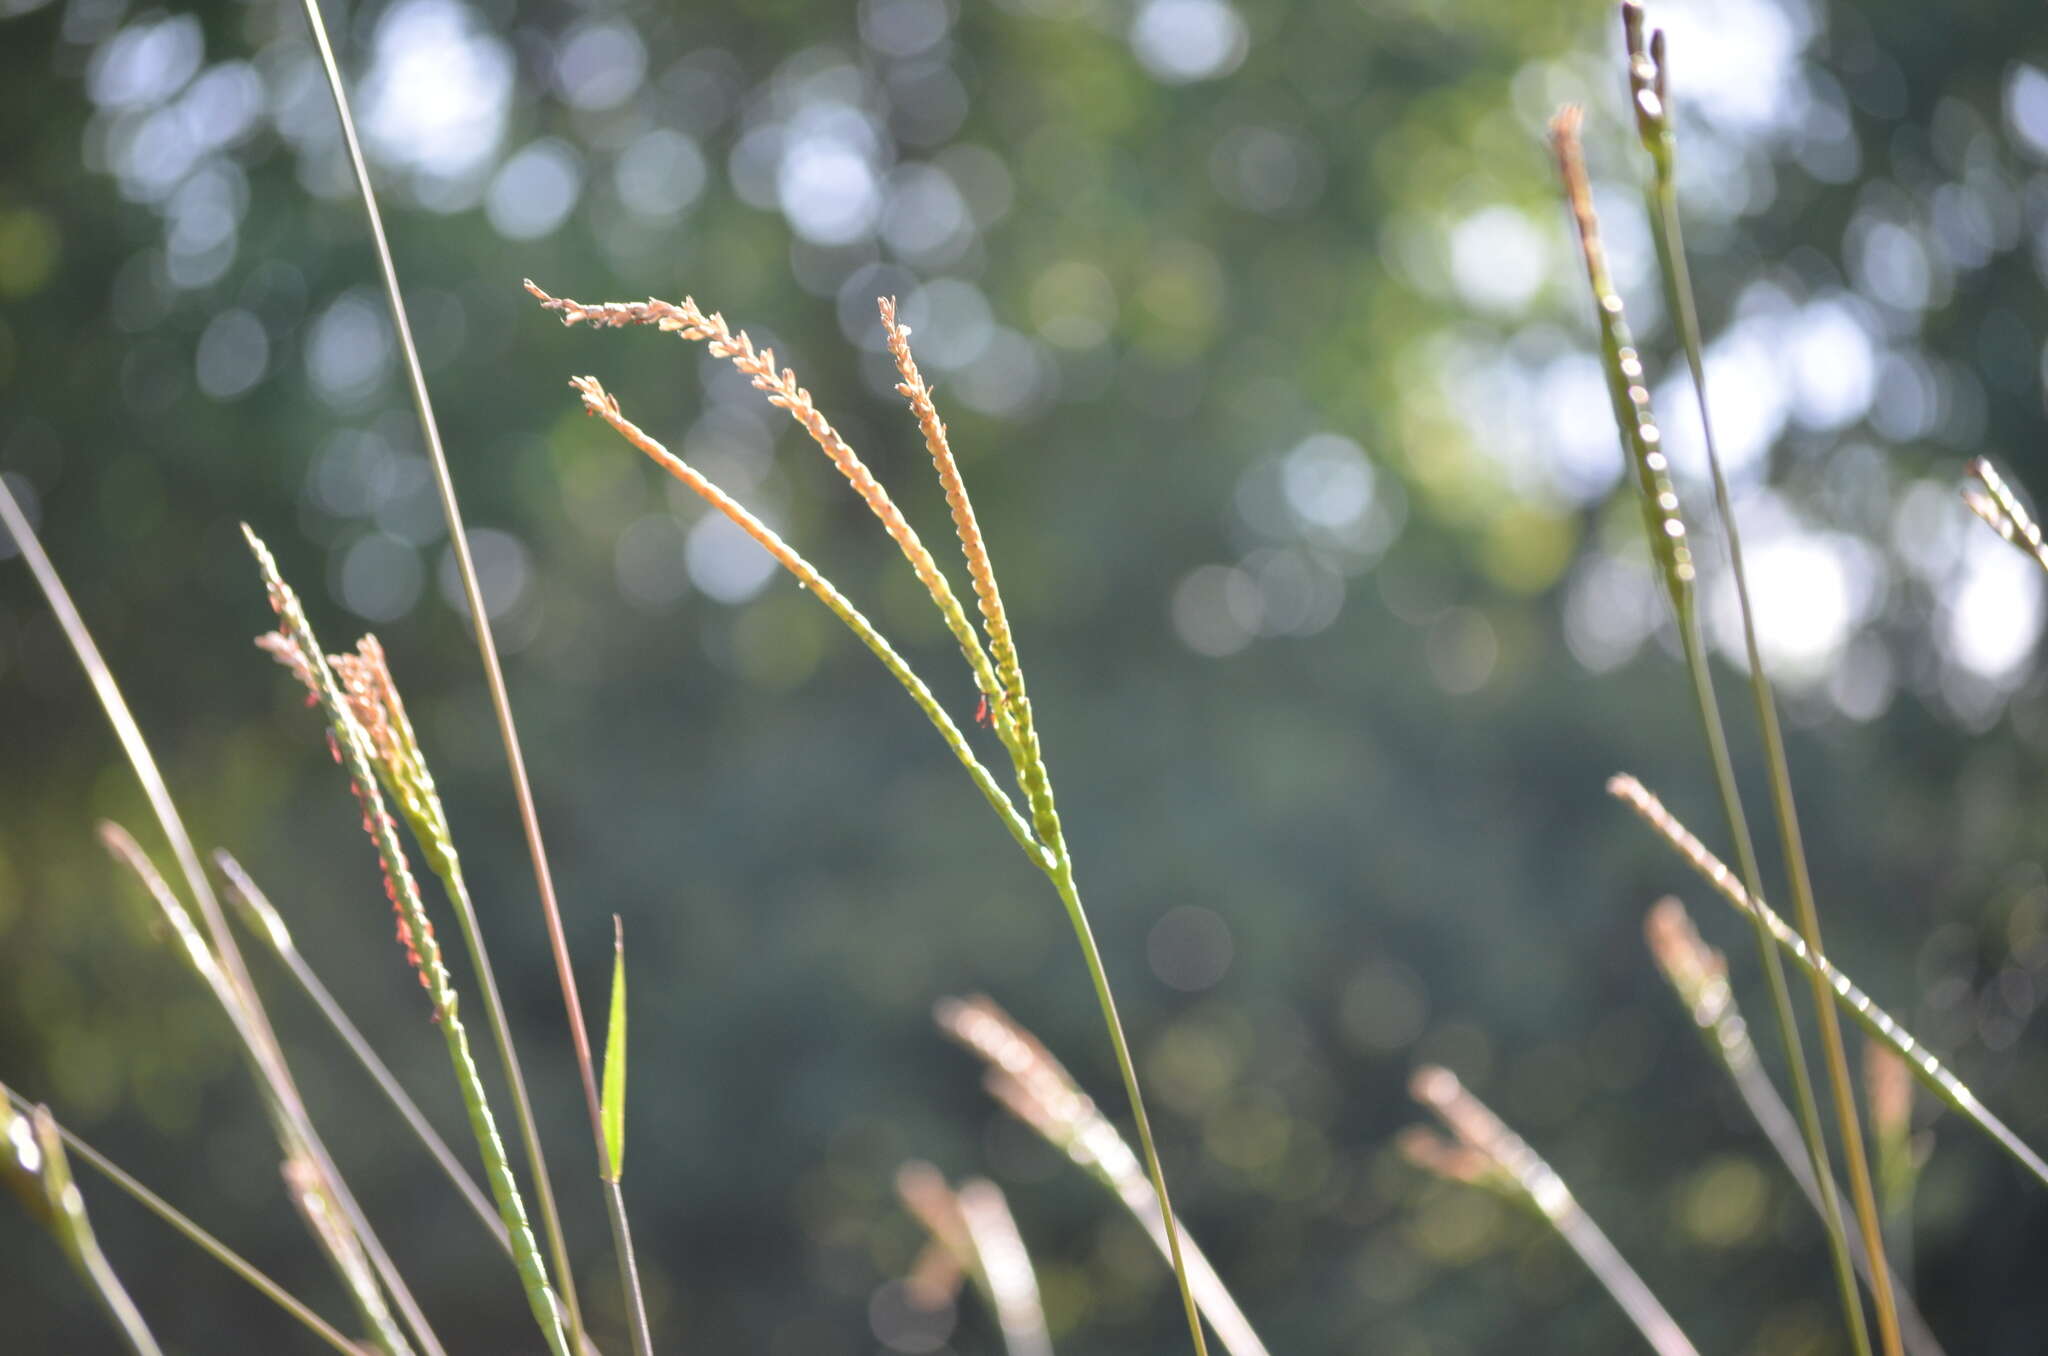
left=245, top=526, right=573, bottom=1356
left=534, top=283, right=1209, bottom=1352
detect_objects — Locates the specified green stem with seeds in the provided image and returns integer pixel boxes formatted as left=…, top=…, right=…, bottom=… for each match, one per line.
left=246, top=527, right=572, bottom=1356
left=1552, top=98, right=1871, bottom=1356
left=1622, top=9, right=1902, bottom=1351
left=1613, top=775, right=2048, bottom=1186
left=562, top=363, right=1211, bottom=1354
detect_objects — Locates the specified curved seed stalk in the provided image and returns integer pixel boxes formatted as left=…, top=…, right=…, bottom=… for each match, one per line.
left=897, top=1163, right=1053, bottom=1356
left=1644, top=901, right=1946, bottom=1356
left=879, top=297, right=1032, bottom=762
left=1407, top=1067, right=1699, bottom=1356
left=525, top=281, right=1017, bottom=759
left=563, top=373, right=1044, bottom=864
left=1613, top=774, right=2048, bottom=1187
left=937, top=995, right=1261, bottom=1356
left=537, top=286, right=1209, bottom=1353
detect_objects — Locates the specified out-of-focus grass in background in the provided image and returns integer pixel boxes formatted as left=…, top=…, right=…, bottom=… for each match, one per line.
left=4, top=0, right=2048, bottom=1350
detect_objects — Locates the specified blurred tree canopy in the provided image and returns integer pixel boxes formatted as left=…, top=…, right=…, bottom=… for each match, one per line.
left=5, top=0, right=2048, bottom=1351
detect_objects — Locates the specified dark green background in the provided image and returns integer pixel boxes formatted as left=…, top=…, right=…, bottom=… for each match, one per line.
left=5, top=0, right=2048, bottom=1350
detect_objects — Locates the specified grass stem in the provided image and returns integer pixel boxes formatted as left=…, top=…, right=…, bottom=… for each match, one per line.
left=1644, top=900, right=1946, bottom=1356
left=214, top=850, right=509, bottom=1251
left=1620, top=10, right=1901, bottom=1350
left=1612, top=775, right=2048, bottom=1186
left=3, top=1085, right=360, bottom=1355
left=1551, top=102, right=1870, bottom=1356
left=2, top=1096, right=163, bottom=1356
left=539, top=293, right=1210, bottom=1354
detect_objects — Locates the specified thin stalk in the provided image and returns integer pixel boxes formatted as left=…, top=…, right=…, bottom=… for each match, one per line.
left=884, top=304, right=1205, bottom=1353
left=1, top=1086, right=361, bottom=1356
left=214, top=850, right=508, bottom=1251
left=1048, top=859, right=1209, bottom=1356
left=3, top=1097, right=163, bottom=1356
left=247, top=527, right=572, bottom=1356
left=101, top=823, right=425, bottom=1356
left=1408, top=1067, right=1698, bottom=1356
left=1622, top=10, right=1900, bottom=1352
left=1612, top=774, right=2048, bottom=1185
left=323, top=636, right=579, bottom=1296
left=289, top=4, right=591, bottom=1344
left=1644, top=901, right=1946, bottom=1356
left=602, top=1182, right=653, bottom=1356
left=1551, top=104, right=1869, bottom=1354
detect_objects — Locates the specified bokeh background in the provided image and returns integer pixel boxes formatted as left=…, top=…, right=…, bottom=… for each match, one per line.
left=5, top=0, right=2048, bottom=1350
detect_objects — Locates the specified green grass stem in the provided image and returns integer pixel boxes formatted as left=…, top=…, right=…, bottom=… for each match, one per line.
left=1644, top=901, right=1946, bottom=1356
left=1620, top=10, right=1903, bottom=1351
left=1551, top=103, right=1871, bottom=1356
left=214, top=849, right=509, bottom=1251
left=1613, top=775, right=2048, bottom=1187
left=2, top=1096, right=163, bottom=1356
left=4, top=1083, right=362, bottom=1356
left=100, top=823, right=422, bottom=1356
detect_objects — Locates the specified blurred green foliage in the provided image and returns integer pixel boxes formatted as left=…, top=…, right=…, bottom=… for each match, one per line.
left=5, top=0, right=2048, bottom=1351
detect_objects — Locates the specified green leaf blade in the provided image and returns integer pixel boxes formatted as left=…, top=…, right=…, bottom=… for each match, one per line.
left=603, top=919, right=628, bottom=1183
